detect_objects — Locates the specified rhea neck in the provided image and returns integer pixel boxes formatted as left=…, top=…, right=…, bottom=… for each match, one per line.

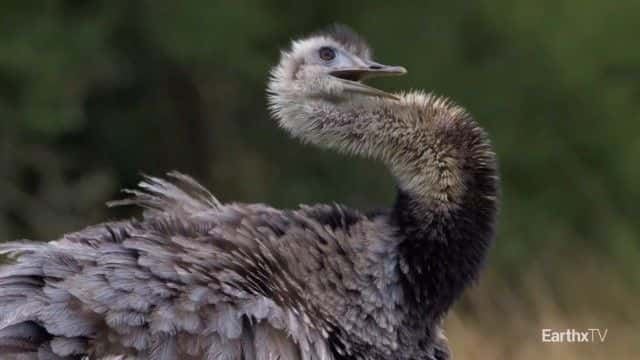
left=272, top=86, right=499, bottom=319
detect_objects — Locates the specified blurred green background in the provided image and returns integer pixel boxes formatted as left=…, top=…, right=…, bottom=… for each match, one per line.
left=1, top=2, right=639, bottom=356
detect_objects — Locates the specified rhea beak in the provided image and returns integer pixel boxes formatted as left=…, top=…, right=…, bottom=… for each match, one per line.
left=330, top=61, right=407, bottom=100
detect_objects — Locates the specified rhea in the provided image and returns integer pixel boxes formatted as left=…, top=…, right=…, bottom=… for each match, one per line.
left=0, top=26, right=498, bottom=360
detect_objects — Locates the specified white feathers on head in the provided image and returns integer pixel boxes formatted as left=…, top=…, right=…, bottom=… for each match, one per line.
left=267, top=36, right=354, bottom=136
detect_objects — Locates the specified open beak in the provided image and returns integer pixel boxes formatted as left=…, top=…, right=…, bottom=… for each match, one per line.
left=330, top=61, right=407, bottom=100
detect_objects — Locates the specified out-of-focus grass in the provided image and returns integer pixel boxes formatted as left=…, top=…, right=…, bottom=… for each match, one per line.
left=447, top=259, right=639, bottom=359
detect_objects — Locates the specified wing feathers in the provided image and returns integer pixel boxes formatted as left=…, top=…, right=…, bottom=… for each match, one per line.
left=0, top=172, right=343, bottom=359
left=108, top=172, right=222, bottom=216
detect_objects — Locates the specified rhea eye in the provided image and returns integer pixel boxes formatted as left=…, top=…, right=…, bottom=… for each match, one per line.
left=318, top=47, right=336, bottom=61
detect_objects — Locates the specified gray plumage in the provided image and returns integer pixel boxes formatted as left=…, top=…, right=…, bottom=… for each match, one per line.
left=0, top=25, right=498, bottom=360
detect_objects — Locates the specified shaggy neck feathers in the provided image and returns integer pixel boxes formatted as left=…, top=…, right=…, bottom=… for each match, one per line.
left=270, top=89, right=492, bottom=207
left=270, top=87, right=499, bottom=323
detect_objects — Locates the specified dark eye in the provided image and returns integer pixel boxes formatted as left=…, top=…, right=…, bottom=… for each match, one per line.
left=318, top=47, right=336, bottom=61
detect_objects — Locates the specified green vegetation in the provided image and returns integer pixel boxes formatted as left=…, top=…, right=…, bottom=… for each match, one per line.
left=1, top=1, right=638, bottom=357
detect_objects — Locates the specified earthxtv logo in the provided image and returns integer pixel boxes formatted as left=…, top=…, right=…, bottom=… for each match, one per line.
left=541, top=328, right=608, bottom=343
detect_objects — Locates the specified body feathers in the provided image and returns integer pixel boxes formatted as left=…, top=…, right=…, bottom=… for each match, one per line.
left=0, top=173, right=451, bottom=359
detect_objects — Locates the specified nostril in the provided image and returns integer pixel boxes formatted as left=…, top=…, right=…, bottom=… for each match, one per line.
left=369, top=65, right=382, bottom=70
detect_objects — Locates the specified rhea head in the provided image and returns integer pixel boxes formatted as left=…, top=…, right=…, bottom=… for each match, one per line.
left=268, top=25, right=408, bottom=145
